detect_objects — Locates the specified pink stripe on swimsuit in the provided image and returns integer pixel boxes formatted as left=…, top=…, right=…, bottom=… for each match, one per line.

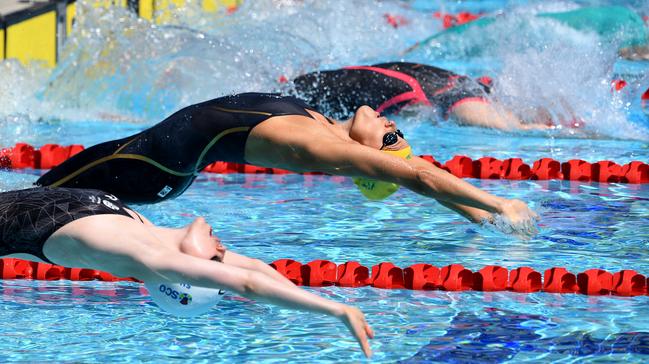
left=344, top=66, right=432, bottom=113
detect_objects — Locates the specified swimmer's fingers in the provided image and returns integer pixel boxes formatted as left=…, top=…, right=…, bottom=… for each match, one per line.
left=366, top=320, right=375, bottom=339
left=341, top=306, right=373, bottom=358
left=354, top=317, right=373, bottom=358
left=531, top=210, right=540, bottom=221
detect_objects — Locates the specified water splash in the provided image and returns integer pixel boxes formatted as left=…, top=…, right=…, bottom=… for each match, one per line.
left=0, top=60, right=53, bottom=136
left=1, top=0, right=438, bottom=124
left=480, top=212, right=540, bottom=240
left=39, top=3, right=267, bottom=122
left=406, top=2, right=649, bottom=140
left=0, top=0, right=646, bottom=141
left=493, top=42, right=648, bottom=140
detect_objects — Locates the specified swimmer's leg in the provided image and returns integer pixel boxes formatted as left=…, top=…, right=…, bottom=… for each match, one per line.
left=35, top=135, right=134, bottom=188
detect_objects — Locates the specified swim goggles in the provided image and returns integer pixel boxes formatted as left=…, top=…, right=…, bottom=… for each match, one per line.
left=380, top=129, right=405, bottom=150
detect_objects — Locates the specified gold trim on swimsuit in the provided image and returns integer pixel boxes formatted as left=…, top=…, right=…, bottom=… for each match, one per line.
left=49, top=154, right=194, bottom=187
left=49, top=125, right=252, bottom=187
left=113, top=136, right=140, bottom=155
left=48, top=103, right=287, bottom=187
left=210, top=106, right=272, bottom=117
left=194, top=126, right=250, bottom=171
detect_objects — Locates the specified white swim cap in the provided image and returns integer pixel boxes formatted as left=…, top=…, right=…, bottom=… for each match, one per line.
left=144, top=281, right=225, bottom=317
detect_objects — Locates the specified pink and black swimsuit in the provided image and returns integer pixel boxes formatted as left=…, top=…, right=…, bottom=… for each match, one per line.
left=292, top=62, right=491, bottom=119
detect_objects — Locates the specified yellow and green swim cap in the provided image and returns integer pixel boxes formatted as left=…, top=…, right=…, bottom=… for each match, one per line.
left=353, top=147, right=413, bottom=200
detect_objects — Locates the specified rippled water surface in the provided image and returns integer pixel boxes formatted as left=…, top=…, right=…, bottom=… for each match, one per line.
left=1, top=0, right=649, bottom=362
left=1, top=170, right=649, bottom=362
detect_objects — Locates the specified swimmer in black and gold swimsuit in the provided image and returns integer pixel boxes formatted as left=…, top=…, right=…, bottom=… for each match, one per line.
left=36, top=93, right=318, bottom=203
left=0, top=187, right=137, bottom=263
left=35, top=90, right=539, bottom=230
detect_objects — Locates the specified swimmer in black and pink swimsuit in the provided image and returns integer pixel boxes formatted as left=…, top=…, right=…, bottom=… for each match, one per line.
left=291, top=62, right=554, bottom=131
left=291, top=62, right=492, bottom=119
left=36, top=93, right=319, bottom=203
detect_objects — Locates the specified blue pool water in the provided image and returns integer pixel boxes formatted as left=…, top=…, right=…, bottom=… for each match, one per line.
left=1, top=171, right=649, bottom=362
left=1, top=0, right=649, bottom=362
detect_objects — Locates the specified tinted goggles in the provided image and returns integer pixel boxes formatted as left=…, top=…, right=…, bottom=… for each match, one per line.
left=380, top=129, right=405, bottom=150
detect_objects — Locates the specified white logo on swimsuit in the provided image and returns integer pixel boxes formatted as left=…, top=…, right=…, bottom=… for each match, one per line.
left=89, top=195, right=120, bottom=211
left=157, top=185, right=173, bottom=198
left=104, top=194, right=118, bottom=201
left=102, top=200, right=120, bottom=211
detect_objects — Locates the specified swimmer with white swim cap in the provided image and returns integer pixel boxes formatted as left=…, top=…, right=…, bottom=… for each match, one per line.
left=0, top=187, right=374, bottom=357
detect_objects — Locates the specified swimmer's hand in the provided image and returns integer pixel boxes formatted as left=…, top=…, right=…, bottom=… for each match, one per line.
left=494, top=199, right=540, bottom=237
left=337, top=305, right=374, bottom=358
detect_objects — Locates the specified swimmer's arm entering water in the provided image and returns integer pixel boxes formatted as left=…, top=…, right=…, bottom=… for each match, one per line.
left=145, top=252, right=373, bottom=357
left=222, top=250, right=297, bottom=287
left=50, top=218, right=373, bottom=357
left=451, top=100, right=551, bottom=131
left=407, top=156, right=493, bottom=222
left=298, top=142, right=537, bottom=225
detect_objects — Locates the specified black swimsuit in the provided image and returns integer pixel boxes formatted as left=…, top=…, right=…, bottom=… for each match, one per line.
left=36, top=93, right=316, bottom=203
left=0, top=187, right=134, bottom=263
left=292, top=62, right=491, bottom=119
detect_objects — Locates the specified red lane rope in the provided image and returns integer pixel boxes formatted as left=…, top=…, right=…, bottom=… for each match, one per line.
left=2, top=142, right=648, bottom=183
left=1, top=258, right=647, bottom=297
left=0, top=258, right=139, bottom=282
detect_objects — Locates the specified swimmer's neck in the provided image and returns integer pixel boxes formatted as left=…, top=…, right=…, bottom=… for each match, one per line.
left=146, top=225, right=187, bottom=251
left=337, top=117, right=353, bottom=135
left=306, top=109, right=354, bottom=139
left=310, top=109, right=355, bottom=142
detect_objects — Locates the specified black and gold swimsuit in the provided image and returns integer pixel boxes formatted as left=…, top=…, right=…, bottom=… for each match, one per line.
left=36, top=93, right=316, bottom=203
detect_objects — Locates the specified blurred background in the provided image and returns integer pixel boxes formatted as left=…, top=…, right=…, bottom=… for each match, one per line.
left=0, top=0, right=648, bottom=140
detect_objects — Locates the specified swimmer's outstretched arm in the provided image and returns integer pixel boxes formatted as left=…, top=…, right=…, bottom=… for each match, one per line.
left=407, top=156, right=493, bottom=222
left=451, top=101, right=550, bottom=131
left=300, top=142, right=536, bottom=225
left=142, top=252, right=373, bottom=357
left=222, top=250, right=297, bottom=287
left=52, top=217, right=373, bottom=357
